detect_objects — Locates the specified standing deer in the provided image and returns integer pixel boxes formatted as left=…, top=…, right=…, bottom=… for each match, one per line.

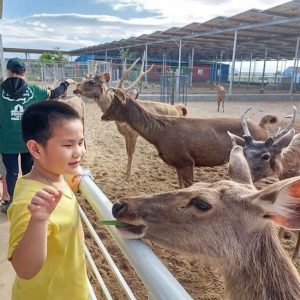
left=228, top=106, right=300, bottom=259
left=102, top=88, right=278, bottom=188
left=73, top=59, right=187, bottom=180
left=111, top=146, right=300, bottom=300
left=214, top=84, right=225, bottom=113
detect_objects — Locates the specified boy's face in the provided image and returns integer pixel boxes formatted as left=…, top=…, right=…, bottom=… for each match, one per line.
left=39, top=119, right=85, bottom=175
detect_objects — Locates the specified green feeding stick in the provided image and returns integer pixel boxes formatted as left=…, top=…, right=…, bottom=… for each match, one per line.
left=100, top=220, right=127, bottom=226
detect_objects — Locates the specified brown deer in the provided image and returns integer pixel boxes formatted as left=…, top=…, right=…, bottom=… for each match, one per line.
left=229, top=107, right=300, bottom=259
left=111, top=146, right=300, bottom=300
left=228, top=107, right=299, bottom=182
left=49, top=79, right=85, bottom=126
left=101, top=88, right=278, bottom=188
left=214, top=84, right=225, bottom=113
left=73, top=61, right=187, bottom=180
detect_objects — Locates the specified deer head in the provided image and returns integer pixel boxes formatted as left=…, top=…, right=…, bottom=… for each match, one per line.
left=228, top=107, right=297, bottom=181
left=101, top=88, right=127, bottom=122
left=73, top=72, right=111, bottom=99
left=112, top=145, right=300, bottom=260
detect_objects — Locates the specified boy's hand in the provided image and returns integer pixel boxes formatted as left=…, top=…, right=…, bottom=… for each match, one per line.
left=65, top=173, right=81, bottom=193
left=28, top=187, right=62, bottom=222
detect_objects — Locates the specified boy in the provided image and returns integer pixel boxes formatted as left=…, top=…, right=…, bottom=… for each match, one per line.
left=7, top=101, right=89, bottom=299
left=0, top=57, right=74, bottom=213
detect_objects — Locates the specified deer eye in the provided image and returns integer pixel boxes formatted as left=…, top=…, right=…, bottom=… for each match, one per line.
left=189, top=197, right=211, bottom=211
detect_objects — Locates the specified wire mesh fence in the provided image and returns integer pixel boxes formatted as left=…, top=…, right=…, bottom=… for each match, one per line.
left=0, top=59, right=299, bottom=95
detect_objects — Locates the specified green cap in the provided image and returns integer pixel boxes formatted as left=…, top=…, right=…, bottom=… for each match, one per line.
left=6, top=57, right=26, bottom=74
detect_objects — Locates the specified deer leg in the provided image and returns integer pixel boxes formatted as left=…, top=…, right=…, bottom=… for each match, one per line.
left=176, top=165, right=194, bottom=188
left=124, top=133, right=138, bottom=180
left=222, top=99, right=224, bottom=113
left=292, top=231, right=300, bottom=260
left=217, top=100, right=220, bottom=112
left=176, top=170, right=185, bottom=189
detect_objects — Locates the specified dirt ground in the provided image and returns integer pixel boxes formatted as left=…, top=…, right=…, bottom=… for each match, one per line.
left=78, top=98, right=300, bottom=300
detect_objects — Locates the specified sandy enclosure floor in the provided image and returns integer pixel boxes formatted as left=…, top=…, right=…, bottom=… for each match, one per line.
left=79, top=98, right=300, bottom=300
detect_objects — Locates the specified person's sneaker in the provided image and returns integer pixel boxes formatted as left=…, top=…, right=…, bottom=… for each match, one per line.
left=1, top=200, right=11, bottom=214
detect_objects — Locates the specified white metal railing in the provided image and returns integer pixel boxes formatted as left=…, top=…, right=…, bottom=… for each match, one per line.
left=80, top=206, right=136, bottom=300
left=79, top=169, right=192, bottom=300
left=84, top=243, right=113, bottom=300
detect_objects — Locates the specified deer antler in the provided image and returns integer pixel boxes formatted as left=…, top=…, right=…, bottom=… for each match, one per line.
left=125, top=52, right=154, bottom=92
left=272, top=106, right=297, bottom=141
left=117, top=57, right=140, bottom=89
left=241, top=108, right=252, bottom=136
left=93, top=61, right=100, bottom=75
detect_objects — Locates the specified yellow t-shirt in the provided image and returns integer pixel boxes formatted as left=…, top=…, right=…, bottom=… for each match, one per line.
left=7, top=177, right=89, bottom=300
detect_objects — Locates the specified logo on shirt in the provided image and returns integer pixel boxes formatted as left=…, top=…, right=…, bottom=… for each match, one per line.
left=11, top=104, right=24, bottom=120
left=2, top=87, right=34, bottom=105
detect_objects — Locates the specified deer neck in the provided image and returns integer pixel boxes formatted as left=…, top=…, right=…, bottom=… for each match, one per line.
left=121, top=99, right=167, bottom=143
left=94, top=92, right=111, bottom=113
left=223, top=225, right=300, bottom=300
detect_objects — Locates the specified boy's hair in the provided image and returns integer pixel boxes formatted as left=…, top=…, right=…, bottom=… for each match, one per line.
left=22, top=100, right=81, bottom=146
left=6, top=57, right=26, bottom=74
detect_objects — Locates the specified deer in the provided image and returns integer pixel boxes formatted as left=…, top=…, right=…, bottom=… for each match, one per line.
left=73, top=57, right=187, bottom=180
left=228, top=106, right=300, bottom=259
left=111, top=146, right=300, bottom=300
left=49, top=79, right=85, bottom=126
left=213, top=83, right=225, bottom=113
left=228, top=107, right=299, bottom=182
left=101, top=88, right=278, bottom=188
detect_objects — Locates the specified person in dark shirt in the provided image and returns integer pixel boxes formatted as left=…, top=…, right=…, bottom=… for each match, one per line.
left=0, top=57, right=73, bottom=213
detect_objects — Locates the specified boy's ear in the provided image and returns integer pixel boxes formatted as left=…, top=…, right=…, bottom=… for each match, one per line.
left=26, top=140, right=42, bottom=159
left=254, top=177, right=300, bottom=230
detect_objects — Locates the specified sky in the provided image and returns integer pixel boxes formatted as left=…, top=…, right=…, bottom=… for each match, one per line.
left=0, top=0, right=295, bottom=72
left=1, top=0, right=291, bottom=52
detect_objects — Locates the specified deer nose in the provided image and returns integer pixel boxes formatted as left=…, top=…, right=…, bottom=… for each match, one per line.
left=261, top=153, right=271, bottom=162
left=112, top=201, right=127, bottom=218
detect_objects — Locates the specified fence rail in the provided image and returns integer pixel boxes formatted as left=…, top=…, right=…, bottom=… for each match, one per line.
left=79, top=169, right=192, bottom=300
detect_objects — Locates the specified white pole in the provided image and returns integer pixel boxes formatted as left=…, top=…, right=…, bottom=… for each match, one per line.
left=290, top=37, right=300, bottom=94
left=145, top=44, right=148, bottom=85
left=0, top=34, right=5, bottom=80
left=178, top=39, right=182, bottom=74
left=229, top=30, right=238, bottom=95
left=190, top=48, right=194, bottom=86
left=0, top=0, right=5, bottom=80
left=219, top=50, right=223, bottom=85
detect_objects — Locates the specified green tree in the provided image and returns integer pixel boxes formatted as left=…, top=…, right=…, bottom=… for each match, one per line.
left=38, top=47, right=67, bottom=63
left=119, top=48, right=138, bottom=62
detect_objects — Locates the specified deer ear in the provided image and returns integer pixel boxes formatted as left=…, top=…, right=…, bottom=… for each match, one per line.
left=227, top=131, right=245, bottom=146
left=272, top=129, right=295, bottom=150
left=101, top=72, right=110, bottom=83
left=228, top=145, right=253, bottom=185
left=254, top=177, right=300, bottom=230
left=109, top=88, right=126, bottom=103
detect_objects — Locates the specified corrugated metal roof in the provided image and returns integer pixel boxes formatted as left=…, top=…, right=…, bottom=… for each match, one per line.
left=69, top=1, right=300, bottom=61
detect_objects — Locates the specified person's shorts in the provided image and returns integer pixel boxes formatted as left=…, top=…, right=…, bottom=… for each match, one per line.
left=0, top=154, right=6, bottom=177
